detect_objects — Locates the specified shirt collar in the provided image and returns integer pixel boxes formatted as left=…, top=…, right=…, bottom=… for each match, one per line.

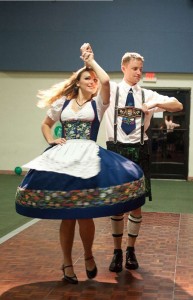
left=120, top=80, right=140, bottom=94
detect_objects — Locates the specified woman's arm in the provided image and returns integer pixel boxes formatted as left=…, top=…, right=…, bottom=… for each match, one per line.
left=80, top=43, right=110, bottom=105
left=41, top=116, right=66, bottom=145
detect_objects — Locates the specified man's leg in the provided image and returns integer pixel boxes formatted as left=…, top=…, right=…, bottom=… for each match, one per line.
left=125, top=207, right=142, bottom=269
left=109, top=214, right=124, bottom=272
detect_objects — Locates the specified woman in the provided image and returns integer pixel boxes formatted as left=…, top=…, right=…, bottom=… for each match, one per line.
left=15, top=43, right=145, bottom=284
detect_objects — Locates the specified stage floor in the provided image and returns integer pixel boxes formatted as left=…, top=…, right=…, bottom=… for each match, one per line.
left=0, top=212, right=193, bottom=300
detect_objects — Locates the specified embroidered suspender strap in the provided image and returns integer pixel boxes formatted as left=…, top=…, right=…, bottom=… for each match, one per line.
left=113, top=86, right=119, bottom=144
left=140, top=89, right=145, bottom=145
left=118, top=107, right=141, bottom=118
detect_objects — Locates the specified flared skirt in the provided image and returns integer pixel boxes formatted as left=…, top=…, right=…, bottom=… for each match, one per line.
left=15, top=140, right=146, bottom=219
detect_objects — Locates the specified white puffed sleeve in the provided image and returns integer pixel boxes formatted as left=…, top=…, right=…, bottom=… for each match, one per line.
left=93, top=94, right=110, bottom=122
left=47, top=97, right=65, bottom=121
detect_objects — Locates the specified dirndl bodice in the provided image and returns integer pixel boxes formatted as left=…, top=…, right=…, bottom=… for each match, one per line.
left=15, top=99, right=146, bottom=219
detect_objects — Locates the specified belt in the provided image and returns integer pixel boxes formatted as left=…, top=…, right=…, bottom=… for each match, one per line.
left=107, top=141, right=149, bottom=147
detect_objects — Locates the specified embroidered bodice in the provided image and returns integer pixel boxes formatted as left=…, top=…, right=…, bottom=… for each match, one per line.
left=60, top=99, right=100, bottom=142
left=47, top=96, right=109, bottom=142
left=61, top=120, right=93, bottom=140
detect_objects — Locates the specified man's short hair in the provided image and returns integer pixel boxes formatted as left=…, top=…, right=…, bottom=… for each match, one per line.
left=121, top=52, right=144, bottom=65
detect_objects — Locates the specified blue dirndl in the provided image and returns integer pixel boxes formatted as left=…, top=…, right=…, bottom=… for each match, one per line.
left=15, top=99, right=146, bottom=219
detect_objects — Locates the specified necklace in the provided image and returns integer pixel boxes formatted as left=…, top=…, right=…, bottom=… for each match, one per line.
left=75, top=98, right=90, bottom=109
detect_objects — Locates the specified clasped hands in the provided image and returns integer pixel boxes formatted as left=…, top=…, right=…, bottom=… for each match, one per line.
left=80, top=43, right=94, bottom=66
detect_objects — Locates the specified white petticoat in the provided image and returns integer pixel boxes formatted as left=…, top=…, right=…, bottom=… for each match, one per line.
left=22, top=140, right=100, bottom=179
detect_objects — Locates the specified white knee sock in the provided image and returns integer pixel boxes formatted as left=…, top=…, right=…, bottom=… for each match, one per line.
left=111, top=214, right=124, bottom=237
left=127, top=214, right=142, bottom=238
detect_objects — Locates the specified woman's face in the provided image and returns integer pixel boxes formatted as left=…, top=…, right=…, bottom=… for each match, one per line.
left=77, top=71, right=98, bottom=95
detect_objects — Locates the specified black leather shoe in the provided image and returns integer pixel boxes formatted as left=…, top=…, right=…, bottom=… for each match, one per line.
left=125, top=247, right=139, bottom=270
left=85, top=256, right=98, bottom=279
left=62, top=265, right=78, bottom=284
left=109, top=249, right=123, bottom=273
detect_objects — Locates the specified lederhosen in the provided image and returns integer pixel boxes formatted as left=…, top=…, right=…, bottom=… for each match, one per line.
left=107, top=87, right=152, bottom=201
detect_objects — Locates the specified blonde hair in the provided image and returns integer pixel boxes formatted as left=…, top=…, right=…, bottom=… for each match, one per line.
left=121, top=52, right=144, bottom=66
left=37, top=66, right=94, bottom=108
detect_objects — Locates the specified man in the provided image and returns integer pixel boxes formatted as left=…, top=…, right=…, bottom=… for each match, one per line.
left=105, top=52, right=183, bottom=272
left=80, top=44, right=183, bottom=273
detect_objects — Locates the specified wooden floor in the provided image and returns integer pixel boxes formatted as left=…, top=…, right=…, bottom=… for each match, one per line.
left=0, top=212, right=193, bottom=300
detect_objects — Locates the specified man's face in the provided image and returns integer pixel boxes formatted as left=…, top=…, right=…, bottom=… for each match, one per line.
left=121, top=58, right=143, bottom=86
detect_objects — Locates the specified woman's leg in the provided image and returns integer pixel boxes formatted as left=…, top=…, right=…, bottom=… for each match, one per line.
left=78, top=218, right=96, bottom=271
left=60, top=219, right=76, bottom=277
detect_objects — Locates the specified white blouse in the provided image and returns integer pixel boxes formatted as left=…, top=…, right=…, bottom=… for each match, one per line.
left=47, top=95, right=108, bottom=123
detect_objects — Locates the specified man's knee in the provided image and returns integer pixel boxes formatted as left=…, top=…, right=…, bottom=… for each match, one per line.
left=127, top=214, right=142, bottom=238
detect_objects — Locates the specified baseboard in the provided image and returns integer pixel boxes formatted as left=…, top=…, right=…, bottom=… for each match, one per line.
left=0, top=170, right=27, bottom=175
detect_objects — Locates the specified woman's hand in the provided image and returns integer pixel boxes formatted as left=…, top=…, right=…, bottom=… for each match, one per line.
left=80, top=43, right=94, bottom=67
left=49, top=138, right=66, bottom=145
left=141, top=103, right=150, bottom=115
left=80, top=50, right=94, bottom=65
left=41, top=116, right=66, bottom=145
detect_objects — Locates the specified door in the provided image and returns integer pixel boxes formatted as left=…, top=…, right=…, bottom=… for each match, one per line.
left=148, top=88, right=190, bottom=180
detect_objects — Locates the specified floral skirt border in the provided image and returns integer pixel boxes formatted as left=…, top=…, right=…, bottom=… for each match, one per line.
left=15, top=177, right=146, bottom=219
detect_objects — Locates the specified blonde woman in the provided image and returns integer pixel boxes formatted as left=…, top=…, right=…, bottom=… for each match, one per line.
left=16, top=43, right=145, bottom=284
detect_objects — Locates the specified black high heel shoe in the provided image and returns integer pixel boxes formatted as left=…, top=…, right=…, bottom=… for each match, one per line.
left=61, top=265, right=78, bottom=284
left=85, top=256, right=98, bottom=279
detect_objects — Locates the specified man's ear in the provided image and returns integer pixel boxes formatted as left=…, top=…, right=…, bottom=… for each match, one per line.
left=121, top=64, right=125, bottom=73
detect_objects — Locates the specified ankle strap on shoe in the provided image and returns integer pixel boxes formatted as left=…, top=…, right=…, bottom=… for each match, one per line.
left=85, top=256, right=94, bottom=261
left=62, top=264, right=73, bottom=270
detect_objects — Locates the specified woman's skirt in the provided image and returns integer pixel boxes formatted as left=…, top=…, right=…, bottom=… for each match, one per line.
left=15, top=140, right=146, bottom=219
